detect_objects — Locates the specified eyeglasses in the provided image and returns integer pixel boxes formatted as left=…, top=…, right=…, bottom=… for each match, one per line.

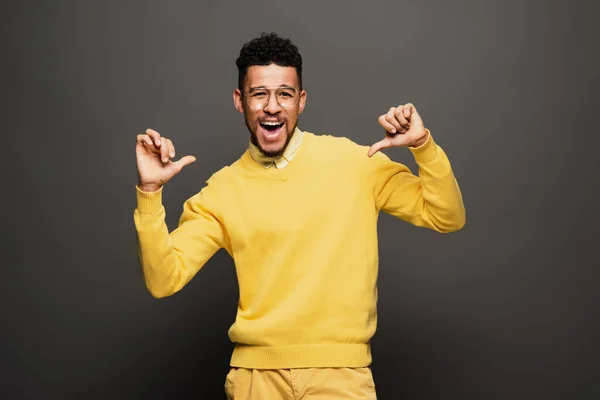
left=242, top=86, right=301, bottom=110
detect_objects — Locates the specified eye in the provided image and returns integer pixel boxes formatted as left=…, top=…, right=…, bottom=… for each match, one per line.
left=250, top=91, right=267, bottom=97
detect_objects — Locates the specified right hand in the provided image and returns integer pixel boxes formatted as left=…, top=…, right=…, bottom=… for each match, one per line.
left=136, top=128, right=196, bottom=192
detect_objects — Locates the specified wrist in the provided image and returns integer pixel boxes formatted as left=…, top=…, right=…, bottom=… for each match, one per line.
left=137, top=183, right=162, bottom=193
left=410, top=130, right=429, bottom=148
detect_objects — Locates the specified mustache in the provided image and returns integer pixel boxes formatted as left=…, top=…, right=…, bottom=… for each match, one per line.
left=258, top=119, right=286, bottom=123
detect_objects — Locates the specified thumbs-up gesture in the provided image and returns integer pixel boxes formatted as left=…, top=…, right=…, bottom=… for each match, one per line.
left=368, top=103, right=429, bottom=157
left=136, top=128, right=196, bottom=192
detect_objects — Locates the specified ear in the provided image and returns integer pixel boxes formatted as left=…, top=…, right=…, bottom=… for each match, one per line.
left=298, top=89, right=307, bottom=114
left=233, top=89, right=244, bottom=113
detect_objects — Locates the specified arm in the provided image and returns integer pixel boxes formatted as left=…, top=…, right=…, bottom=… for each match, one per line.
left=134, top=182, right=228, bottom=298
left=370, top=132, right=466, bottom=233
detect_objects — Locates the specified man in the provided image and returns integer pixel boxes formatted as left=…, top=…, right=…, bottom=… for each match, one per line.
left=134, top=32, right=465, bottom=399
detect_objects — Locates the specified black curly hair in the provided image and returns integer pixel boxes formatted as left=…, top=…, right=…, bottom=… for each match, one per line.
left=236, top=32, right=303, bottom=91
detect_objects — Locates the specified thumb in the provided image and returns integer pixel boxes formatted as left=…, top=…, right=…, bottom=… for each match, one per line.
left=172, top=155, right=197, bottom=170
left=367, top=138, right=390, bottom=158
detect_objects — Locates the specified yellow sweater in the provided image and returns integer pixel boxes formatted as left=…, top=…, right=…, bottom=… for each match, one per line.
left=134, top=130, right=465, bottom=369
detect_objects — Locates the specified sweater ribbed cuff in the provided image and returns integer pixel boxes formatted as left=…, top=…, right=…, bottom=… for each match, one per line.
left=409, top=129, right=438, bottom=163
left=135, top=185, right=163, bottom=214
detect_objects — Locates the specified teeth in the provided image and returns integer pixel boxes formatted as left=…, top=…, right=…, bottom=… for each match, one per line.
left=261, top=122, right=283, bottom=126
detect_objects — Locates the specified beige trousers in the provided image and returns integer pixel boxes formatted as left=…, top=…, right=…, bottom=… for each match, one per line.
left=225, top=367, right=377, bottom=399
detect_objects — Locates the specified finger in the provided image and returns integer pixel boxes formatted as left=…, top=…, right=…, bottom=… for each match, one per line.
left=367, top=138, right=391, bottom=158
left=145, top=128, right=162, bottom=147
left=378, top=114, right=397, bottom=133
left=160, top=137, right=170, bottom=163
left=136, top=135, right=159, bottom=154
left=395, top=106, right=410, bottom=129
left=385, top=107, right=402, bottom=132
left=172, top=155, right=197, bottom=171
left=165, top=138, right=176, bottom=159
left=136, top=134, right=154, bottom=147
left=403, top=103, right=415, bottom=119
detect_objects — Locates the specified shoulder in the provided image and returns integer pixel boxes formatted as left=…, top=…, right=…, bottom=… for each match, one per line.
left=186, top=160, right=235, bottom=199
left=181, top=165, right=232, bottom=213
left=303, top=131, right=370, bottom=159
left=304, top=130, right=398, bottom=178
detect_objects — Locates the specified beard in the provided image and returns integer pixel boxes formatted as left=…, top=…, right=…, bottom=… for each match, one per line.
left=246, top=117, right=297, bottom=158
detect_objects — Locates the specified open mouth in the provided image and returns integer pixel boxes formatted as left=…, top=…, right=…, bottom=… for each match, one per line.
left=259, top=121, right=285, bottom=141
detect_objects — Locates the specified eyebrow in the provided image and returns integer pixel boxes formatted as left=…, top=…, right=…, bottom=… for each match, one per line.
left=249, top=85, right=295, bottom=90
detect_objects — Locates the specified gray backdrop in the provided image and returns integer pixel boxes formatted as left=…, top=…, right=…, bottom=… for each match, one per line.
left=3, top=0, right=599, bottom=398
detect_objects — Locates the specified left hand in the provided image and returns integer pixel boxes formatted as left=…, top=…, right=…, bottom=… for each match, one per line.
left=368, top=103, right=429, bottom=157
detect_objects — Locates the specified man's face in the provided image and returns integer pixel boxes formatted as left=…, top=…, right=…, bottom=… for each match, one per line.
left=234, top=64, right=306, bottom=157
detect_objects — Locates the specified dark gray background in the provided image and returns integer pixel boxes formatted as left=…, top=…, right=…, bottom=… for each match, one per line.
left=2, top=0, right=599, bottom=398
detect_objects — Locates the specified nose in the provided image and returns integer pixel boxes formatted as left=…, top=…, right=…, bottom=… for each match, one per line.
left=263, top=92, right=282, bottom=114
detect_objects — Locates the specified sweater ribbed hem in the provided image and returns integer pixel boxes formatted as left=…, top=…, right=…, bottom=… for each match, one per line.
left=230, top=343, right=372, bottom=369
left=135, top=185, right=163, bottom=214
left=409, top=129, right=438, bottom=163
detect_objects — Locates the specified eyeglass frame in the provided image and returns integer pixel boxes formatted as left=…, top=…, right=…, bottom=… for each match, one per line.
left=240, top=85, right=303, bottom=110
